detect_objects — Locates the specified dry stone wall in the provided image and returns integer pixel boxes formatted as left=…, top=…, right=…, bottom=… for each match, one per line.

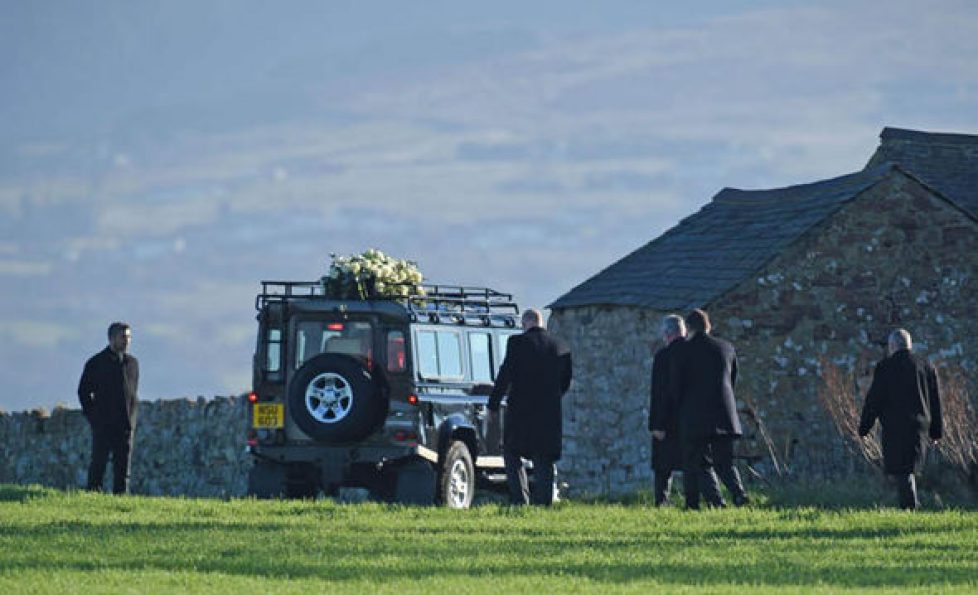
left=0, top=396, right=250, bottom=497
left=550, top=172, right=978, bottom=496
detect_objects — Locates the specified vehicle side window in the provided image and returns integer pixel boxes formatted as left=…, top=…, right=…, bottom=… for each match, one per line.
left=266, top=328, right=282, bottom=372
left=468, top=332, right=492, bottom=382
left=437, top=332, right=463, bottom=378
left=415, top=329, right=464, bottom=379
left=499, top=333, right=514, bottom=358
left=417, top=330, right=439, bottom=378
left=496, top=332, right=519, bottom=373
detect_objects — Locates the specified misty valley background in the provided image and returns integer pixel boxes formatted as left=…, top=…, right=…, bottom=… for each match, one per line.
left=2, top=0, right=977, bottom=411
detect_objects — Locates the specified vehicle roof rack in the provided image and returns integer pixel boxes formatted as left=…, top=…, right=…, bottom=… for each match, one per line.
left=255, top=281, right=323, bottom=311
left=407, top=283, right=519, bottom=326
left=256, top=281, right=520, bottom=326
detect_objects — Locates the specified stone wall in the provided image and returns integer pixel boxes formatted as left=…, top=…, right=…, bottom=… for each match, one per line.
left=550, top=171, right=978, bottom=496
left=0, top=396, right=250, bottom=497
left=548, top=306, right=665, bottom=497
left=711, top=172, right=978, bottom=478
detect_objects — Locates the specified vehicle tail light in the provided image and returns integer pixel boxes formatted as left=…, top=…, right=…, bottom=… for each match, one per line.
left=247, top=392, right=258, bottom=404
left=246, top=429, right=258, bottom=446
left=407, top=394, right=419, bottom=406
left=327, top=323, right=344, bottom=331
left=393, top=430, right=418, bottom=442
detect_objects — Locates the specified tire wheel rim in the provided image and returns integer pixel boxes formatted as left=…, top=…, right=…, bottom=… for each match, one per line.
left=304, top=372, right=354, bottom=424
left=448, top=459, right=470, bottom=507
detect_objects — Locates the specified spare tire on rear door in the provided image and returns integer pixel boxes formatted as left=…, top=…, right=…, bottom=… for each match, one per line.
left=289, top=353, right=386, bottom=443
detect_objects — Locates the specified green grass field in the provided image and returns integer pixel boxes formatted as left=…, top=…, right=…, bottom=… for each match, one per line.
left=1, top=484, right=976, bottom=593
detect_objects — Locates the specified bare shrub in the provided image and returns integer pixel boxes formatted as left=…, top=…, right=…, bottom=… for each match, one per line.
left=816, top=358, right=882, bottom=469
left=819, top=357, right=978, bottom=493
left=738, top=391, right=785, bottom=478
left=934, top=365, right=978, bottom=487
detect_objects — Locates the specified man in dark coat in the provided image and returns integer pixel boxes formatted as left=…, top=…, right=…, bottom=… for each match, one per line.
left=649, top=314, right=687, bottom=506
left=858, top=328, right=942, bottom=510
left=671, top=309, right=748, bottom=509
left=489, top=308, right=572, bottom=505
left=78, top=322, right=139, bottom=494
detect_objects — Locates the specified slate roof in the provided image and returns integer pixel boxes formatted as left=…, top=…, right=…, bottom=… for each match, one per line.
left=550, top=164, right=908, bottom=311
left=865, top=127, right=978, bottom=218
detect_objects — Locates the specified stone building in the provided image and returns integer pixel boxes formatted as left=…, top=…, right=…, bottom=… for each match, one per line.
left=549, top=127, right=978, bottom=496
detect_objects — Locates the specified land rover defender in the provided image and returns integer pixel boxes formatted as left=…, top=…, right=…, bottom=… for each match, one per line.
left=246, top=281, right=522, bottom=507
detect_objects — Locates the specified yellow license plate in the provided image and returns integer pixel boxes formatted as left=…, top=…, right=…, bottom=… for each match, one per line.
left=253, top=403, right=284, bottom=429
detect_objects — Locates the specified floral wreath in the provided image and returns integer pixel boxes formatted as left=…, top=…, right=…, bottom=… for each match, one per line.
left=322, top=249, right=425, bottom=300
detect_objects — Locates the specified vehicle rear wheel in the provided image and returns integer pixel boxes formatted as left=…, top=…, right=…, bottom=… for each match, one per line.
left=438, top=441, right=475, bottom=509
left=285, top=463, right=321, bottom=499
left=288, top=353, right=385, bottom=443
left=247, top=461, right=286, bottom=499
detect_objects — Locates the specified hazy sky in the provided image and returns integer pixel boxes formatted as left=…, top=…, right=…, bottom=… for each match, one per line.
left=2, top=0, right=978, bottom=411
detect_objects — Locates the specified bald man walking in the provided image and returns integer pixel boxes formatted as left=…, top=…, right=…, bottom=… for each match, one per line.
left=859, top=329, right=943, bottom=510
left=489, top=309, right=572, bottom=506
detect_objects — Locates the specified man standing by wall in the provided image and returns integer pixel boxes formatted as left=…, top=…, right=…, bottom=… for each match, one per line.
left=672, top=309, right=748, bottom=509
left=78, top=322, right=139, bottom=494
left=859, top=328, right=942, bottom=510
left=489, top=308, right=572, bottom=506
left=649, top=314, right=687, bottom=506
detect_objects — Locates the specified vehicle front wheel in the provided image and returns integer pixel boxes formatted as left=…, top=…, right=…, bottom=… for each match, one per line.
left=438, top=440, right=475, bottom=509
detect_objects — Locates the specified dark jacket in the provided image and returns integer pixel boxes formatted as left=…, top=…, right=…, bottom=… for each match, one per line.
left=670, top=332, right=742, bottom=440
left=649, top=338, right=684, bottom=471
left=488, top=327, right=572, bottom=460
left=859, top=349, right=942, bottom=474
left=78, top=347, right=139, bottom=431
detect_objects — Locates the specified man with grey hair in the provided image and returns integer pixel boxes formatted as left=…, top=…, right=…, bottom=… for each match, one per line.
left=489, top=308, right=572, bottom=505
left=859, top=328, right=943, bottom=509
left=648, top=315, right=688, bottom=505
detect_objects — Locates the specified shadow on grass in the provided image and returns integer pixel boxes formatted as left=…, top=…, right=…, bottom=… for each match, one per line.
left=587, top=475, right=978, bottom=511
left=0, top=484, right=60, bottom=503
left=2, top=519, right=976, bottom=588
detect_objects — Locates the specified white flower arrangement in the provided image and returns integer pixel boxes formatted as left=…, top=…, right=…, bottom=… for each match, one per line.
left=322, top=248, right=425, bottom=300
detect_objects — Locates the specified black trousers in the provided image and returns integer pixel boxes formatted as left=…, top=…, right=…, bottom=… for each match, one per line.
left=653, top=470, right=677, bottom=506
left=682, top=435, right=747, bottom=509
left=503, top=448, right=556, bottom=506
left=891, top=473, right=919, bottom=510
left=87, top=425, right=134, bottom=494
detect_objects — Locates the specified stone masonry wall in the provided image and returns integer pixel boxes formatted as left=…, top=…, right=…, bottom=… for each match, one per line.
left=0, top=396, right=250, bottom=497
left=550, top=171, right=978, bottom=496
left=711, top=172, right=978, bottom=479
left=548, top=306, right=666, bottom=497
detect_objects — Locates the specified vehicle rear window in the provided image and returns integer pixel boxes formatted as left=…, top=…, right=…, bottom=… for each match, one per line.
left=295, top=320, right=373, bottom=368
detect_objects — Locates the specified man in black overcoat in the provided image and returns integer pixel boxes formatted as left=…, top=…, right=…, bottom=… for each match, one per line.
left=78, top=322, right=139, bottom=494
left=858, top=329, right=942, bottom=510
left=671, top=309, right=748, bottom=509
left=489, top=308, right=572, bottom=505
left=649, top=314, right=688, bottom=506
